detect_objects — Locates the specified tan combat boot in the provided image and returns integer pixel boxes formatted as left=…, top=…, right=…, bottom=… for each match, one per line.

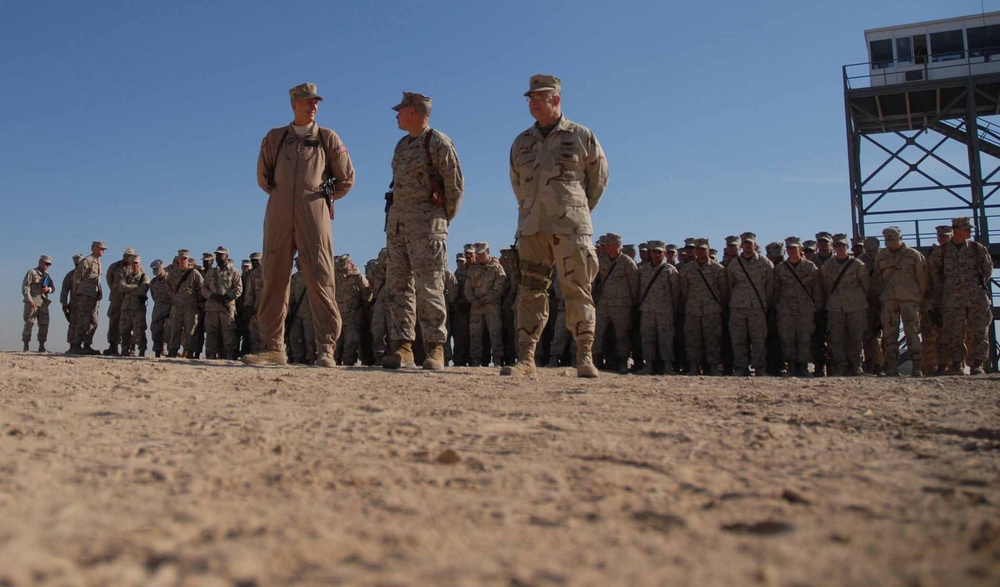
left=500, top=341, right=537, bottom=377
left=382, top=340, right=414, bottom=369
left=422, top=342, right=445, bottom=370
left=242, top=349, right=288, bottom=366
left=315, top=344, right=336, bottom=368
left=576, top=340, right=599, bottom=379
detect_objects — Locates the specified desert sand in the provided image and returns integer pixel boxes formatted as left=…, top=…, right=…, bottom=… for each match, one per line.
left=0, top=351, right=997, bottom=586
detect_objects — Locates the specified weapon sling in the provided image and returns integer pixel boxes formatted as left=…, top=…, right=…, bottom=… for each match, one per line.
left=737, top=256, right=767, bottom=314
left=828, top=258, right=855, bottom=297
left=694, top=264, right=722, bottom=307
left=638, top=264, right=667, bottom=308
left=783, top=262, right=815, bottom=305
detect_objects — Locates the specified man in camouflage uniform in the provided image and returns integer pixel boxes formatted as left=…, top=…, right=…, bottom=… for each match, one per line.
left=118, top=254, right=150, bottom=357
left=638, top=242, right=651, bottom=267
left=544, top=269, right=576, bottom=367
left=201, top=246, right=243, bottom=360
left=499, top=247, right=520, bottom=367
left=60, top=253, right=83, bottom=346
left=243, top=252, right=264, bottom=353
left=104, top=247, right=136, bottom=355
left=680, top=238, right=729, bottom=375
left=466, top=242, right=507, bottom=367
left=335, top=254, right=370, bottom=366
left=451, top=246, right=474, bottom=367
left=593, top=233, right=639, bottom=374
left=236, top=259, right=252, bottom=357
left=773, top=237, right=822, bottom=377
left=69, top=241, right=107, bottom=355
left=928, top=216, right=994, bottom=375
left=501, top=74, right=608, bottom=378
left=727, top=232, right=773, bottom=376
left=764, top=241, right=786, bottom=375
left=22, top=255, right=54, bottom=352
left=921, top=225, right=953, bottom=375
left=820, top=234, right=869, bottom=376
left=365, top=249, right=389, bottom=363
left=287, top=256, right=316, bottom=364
left=802, top=240, right=817, bottom=262
left=873, top=227, right=927, bottom=376
left=148, top=259, right=172, bottom=358
left=637, top=241, right=681, bottom=375
left=167, top=250, right=205, bottom=358
left=810, top=232, right=836, bottom=376
left=247, top=82, right=356, bottom=368
left=187, top=253, right=213, bottom=359
left=718, top=234, right=742, bottom=375
left=382, top=92, right=464, bottom=371
left=859, top=236, right=885, bottom=375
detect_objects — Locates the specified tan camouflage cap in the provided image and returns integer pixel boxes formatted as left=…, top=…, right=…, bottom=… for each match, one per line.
left=740, top=232, right=756, bottom=243
left=785, top=236, right=802, bottom=248
left=802, top=240, right=817, bottom=251
left=605, top=233, right=622, bottom=245
left=683, top=238, right=696, bottom=248
left=123, top=247, right=137, bottom=257
left=523, top=74, right=561, bottom=96
left=882, top=226, right=902, bottom=241
left=202, top=252, right=213, bottom=261
left=150, top=259, right=163, bottom=270
left=952, top=216, right=972, bottom=229
left=832, top=233, right=850, bottom=246
left=39, top=255, right=52, bottom=264
left=250, top=252, right=262, bottom=260
left=622, top=243, right=636, bottom=254
left=391, top=92, right=432, bottom=112
left=852, top=235, right=865, bottom=247
left=638, top=242, right=648, bottom=251
left=456, top=253, right=466, bottom=262
left=647, top=240, right=666, bottom=252
left=289, top=82, right=323, bottom=101
left=815, top=231, right=833, bottom=243
left=241, top=259, right=251, bottom=267
left=131, top=255, right=142, bottom=264
left=463, top=243, right=475, bottom=254
left=864, top=236, right=880, bottom=250
left=215, top=246, right=229, bottom=255
left=725, top=235, right=741, bottom=246
left=765, top=241, right=784, bottom=255
left=92, top=241, right=108, bottom=250
left=474, top=242, right=489, bottom=254
left=666, top=243, right=678, bottom=252
left=72, top=253, right=84, bottom=263
left=695, top=238, right=710, bottom=249
left=935, top=225, right=954, bottom=237
left=177, top=249, right=191, bottom=259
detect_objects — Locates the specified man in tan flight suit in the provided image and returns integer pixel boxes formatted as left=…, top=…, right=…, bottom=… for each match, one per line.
left=246, top=82, right=356, bottom=368
left=501, top=74, right=609, bottom=378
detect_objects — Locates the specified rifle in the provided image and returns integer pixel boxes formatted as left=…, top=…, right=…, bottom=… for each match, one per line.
left=321, top=177, right=337, bottom=214
left=384, top=182, right=394, bottom=232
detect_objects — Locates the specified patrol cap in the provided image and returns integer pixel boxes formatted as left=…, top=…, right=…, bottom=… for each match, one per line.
left=725, top=235, right=741, bottom=247
left=215, top=246, right=229, bottom=255
left=289, top=82, right=323, bottom=101
left=177, top=249, right=191, bottom=259
left=605, top=233, right=622, bottom=245
left=463, top=243, right=475, bottom=254
left=864, top=236, right=880, bottom=250
left=71, top=254, right=83, bottom=263
left=740, top=232, right=756, bottom=243
left=378, top=247, right=388, bottom=259
left=241, top=259, right=251, bottom=266
left=694, top=238, right=710, bottom=249
left=596, top=235, right=606, bottom=246
left=935, top=225, right=954, bottom=237
left=709, top=248, right=718, bottom=257
left=523, top=74, right=561, bottom=96
left=815, top=231, right=833, bottom=243
left=92, top=241, right=108, bottom=250
left=647, top=240, right=666, bottom=252
left=123, top=247, right=137, bottom=257
left=852, top=236, right=865, bottom=247
left=132, top=255, right=142, bottom=264
left=785, top=236, right=802, bottom=249
left=638, top=242, right=648, bottom=251
left=683, top=238, right=696, bottom=248
left=832, top=233, right=850, bottom=246
left=666, top=244, right=678, bottom=253
left=250, top=252, right=262, bottom=260
left=201, top=252, right=213, bottom=261
left=765, top=241, right=784, bottom=256
left=456, top=253, right=466, bottom=262
left=882, top=226, right=902, bottom=241
left=150, top=259, right=163, bottom=270
left=952, top=216, right=972, bottom=229
left=623, top=243, right=636, bottom=255
left=802, top=240, right=817, bottom=252
left=474, top=242, right=489, bottom=254
left=392, top=92, right=432, bottom=112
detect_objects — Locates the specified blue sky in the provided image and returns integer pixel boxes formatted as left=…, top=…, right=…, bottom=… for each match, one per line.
left=0, top=0, right=989, bottom=350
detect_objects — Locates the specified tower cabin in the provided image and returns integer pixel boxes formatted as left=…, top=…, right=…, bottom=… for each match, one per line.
left=865, top=11, right=1000, bottom=86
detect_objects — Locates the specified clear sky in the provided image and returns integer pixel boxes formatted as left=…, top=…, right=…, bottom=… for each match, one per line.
left=0, top=0, right=989, bottom=351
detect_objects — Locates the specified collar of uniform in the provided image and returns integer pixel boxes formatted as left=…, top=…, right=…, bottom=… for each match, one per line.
left=288, top=121, right=318, bottom=137
left=531, top=116, right=569, bottom=139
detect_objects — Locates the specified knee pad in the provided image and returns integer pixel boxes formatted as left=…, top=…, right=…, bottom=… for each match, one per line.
left=519, top=259, right=552, bottom=292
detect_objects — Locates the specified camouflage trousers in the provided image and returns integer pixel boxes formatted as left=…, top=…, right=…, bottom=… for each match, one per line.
left=249, top=315, right=262, bottom=353
left=150, top=304, right=170, bottom=355
left=119, top=309, right=147, bottom=353
left=450, top=305, right=470, bottom=366
left=640, top=310, right=675, bottom=363
left=106, top=297, right=123, bottom=347
left=881, top=300, right=921, bottom=364
left=919, top=309, right=941, bottom=368
left=828, top=309, right=865, bottom=368
left=370, top=297, right=389, bottom=358
left=470, top=305, right=504, bottom=366
left=776, top=309, right=814, bottom=364
left=22, top=300, right=50, bottom=343
left=386, top=231, right=448, bottom=344
left=685, top=312, right=723, bottom=373
left=515, top=234, right=599, bottom=350
left=338, top=309, right=364, bottom=365
left=730, top=307, right=767, bottom=371
left=204, top=309, right=237, bottom=359
left=594, top=306, right=633, bottom=360
left=863, top=302, right=884, bottom=368
left=168, top=304, right=199, bottom=354
left=288, top=314, right=316, bottom=362
left=70, top=296, right=99, bottom=346
left=941, top=302, right=992, bottom=364
left=811, top=310, right=829, bottom=371
left=549, top=306, right=575, bottom=362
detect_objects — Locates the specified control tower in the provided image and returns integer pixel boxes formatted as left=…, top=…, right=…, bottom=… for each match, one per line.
left=844, top=11, right=1000, bottom=370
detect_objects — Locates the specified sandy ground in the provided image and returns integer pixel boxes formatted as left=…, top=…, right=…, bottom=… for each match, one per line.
left=0, top=352, right=997, bottom=587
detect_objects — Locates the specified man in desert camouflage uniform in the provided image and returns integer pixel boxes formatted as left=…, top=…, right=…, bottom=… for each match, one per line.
left=335, top=254, right=370, bottom=366
left=451, top=246, right=474, bottom=366
left=802, top=240, right=817, bottom=262
left=167, top=250, right=205, bottom=358
left=773, top=237, right=822, bottom=377
left=680, top=238, right=729, bottom=375
left=499, top=247, right=520, bottom=367
left=501, top=74, right=608, bottom=378
left=118, top=254, right=150, bottom=357
left=544, top=269, right=576, bottom=367
left=69, top=241, right=107, bottom=355
left=201, top=246, right=243, bottom=360
left=287, top=256, right=316, bottom=364
left=810, top=232, right=836, bottom=376
left=921, top=225, right=953, bottom=375
left=243, top=252, right=264, bottom=353
left=718, top=234, right=742, bottom=375
left=382, top=92, right=464, bottom=371
left=637, top=241, right=681, bottom=375
left=727, top=232, right=773, bottom=376
left=764, top=241, right=786, bottom=375
left=593, top=233, right=638, bottom=374
left=820, top=234, right=869, bottom=376
left=366, top=248, right=389, bottom=364
left=104, top=247, right=136, bottom=355
left=22, top=255, right=54, bottom=352
left=148, top=259, right=172, bottom=358
left=236, top=259, right=252, bottom=357
left=466, top=242, right=507, bottom=367
left=873, top=227, right=927, bottom=376
left=928, top=217, right=994, bottom=375
left=60, top=254, right=83, bottom=346
left=858, top=236, right=885, bottom=375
